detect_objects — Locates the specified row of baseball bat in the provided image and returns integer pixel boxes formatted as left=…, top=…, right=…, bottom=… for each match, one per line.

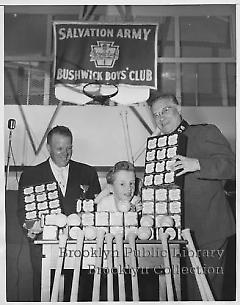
left=50, top=228, right=214, bottom=301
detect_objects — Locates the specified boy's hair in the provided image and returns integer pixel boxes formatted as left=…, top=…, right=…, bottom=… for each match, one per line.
left=106, top=161, right=135, bottom=184
left=47, top=125, right=73, bottom=144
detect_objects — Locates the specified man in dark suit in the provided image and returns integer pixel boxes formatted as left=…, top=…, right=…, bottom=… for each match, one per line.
left=18, top=125, right=101, bottom=301
left=148, top=94, right=235, bottom=300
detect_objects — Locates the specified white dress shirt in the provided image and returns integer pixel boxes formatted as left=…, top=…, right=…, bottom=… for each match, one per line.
left=49, top=158, right=69, bottom=196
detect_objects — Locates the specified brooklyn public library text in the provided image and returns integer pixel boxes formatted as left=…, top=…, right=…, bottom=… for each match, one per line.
left=59, top=246, right=224, bottom=260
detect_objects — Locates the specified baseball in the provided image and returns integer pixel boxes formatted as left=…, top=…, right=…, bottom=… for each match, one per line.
left=55, top=213, right=67, bottom=228
left=140, top=215, right=154, bottom=227
left=69, top=226, right=82, bottom=239
left=84, top=226, right=97, bottom=240
left=159, top=215, right=174, bottom=227
left=67, top=213, right=81, bottom=226
left=138, top=226, right=152, bottom=240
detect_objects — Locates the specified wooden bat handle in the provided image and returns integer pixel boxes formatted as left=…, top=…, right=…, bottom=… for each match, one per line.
left=159, top=272, right=167, bottom=301
left=105, top=233, right=114, bottom=301
left=115, top=233, right=126, bottom=301
left=181, top=229, right=214, bottom=301
left=51, top=232, right=68, bottom=302
left=160, top=231, right=174, bottom=301
left=92, top=229, right=106, bottom=301
left=70, top=230, right=85, bottom=302
left=127, top=232, right=139, bottom=301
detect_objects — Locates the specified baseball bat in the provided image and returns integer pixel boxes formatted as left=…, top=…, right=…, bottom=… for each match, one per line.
left=105, top=233, right=114, bottom=301
left=58, top=274, right=64, bottom=302
left=115, top=232, right=126, bottom=301
left=50, top=230, right=68, bottom=301
left=127, top=232, right=139, bottom=301
left=159, top=272, right=167, bottom=301
left=159, top=231, right=174, bottom=301
left=181, top=229, right=215, bottom=301
left=92, top=229, right=106, bottom=301
left=70, top=229, right=85, bottom=302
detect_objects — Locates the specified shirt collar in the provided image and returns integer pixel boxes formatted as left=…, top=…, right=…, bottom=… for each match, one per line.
left=49, top=158, right=69, bottom=173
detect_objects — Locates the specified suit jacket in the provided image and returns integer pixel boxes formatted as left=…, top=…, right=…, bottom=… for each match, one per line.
left=17, top=159, right=101, bottom=228
left=183, top=124, right=235, bottom=247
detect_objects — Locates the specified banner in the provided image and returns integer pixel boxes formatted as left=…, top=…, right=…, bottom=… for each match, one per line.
left=53, top=22, right=158, bottom=89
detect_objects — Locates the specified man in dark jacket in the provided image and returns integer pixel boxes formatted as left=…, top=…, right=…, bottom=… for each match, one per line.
left=18, top=125, right=101, bottom=301
left=148, top=94, right=235, bottom=300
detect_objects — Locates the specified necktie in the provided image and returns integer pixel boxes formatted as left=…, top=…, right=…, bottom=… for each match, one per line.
left=58, top=168, right=66, bottom=196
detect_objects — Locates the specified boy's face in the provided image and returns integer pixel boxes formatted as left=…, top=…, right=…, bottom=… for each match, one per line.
left=112, top=170, right=135, bottom=202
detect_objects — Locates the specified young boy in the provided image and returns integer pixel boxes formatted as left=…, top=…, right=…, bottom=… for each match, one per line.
left=96, top=160, right=142, bottom=212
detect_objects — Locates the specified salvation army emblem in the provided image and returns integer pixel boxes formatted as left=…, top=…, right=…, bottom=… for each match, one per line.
left=90, top=41, right=119, bottom=68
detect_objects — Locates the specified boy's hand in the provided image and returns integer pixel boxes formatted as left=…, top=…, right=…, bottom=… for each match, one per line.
left=95, top=184, right=112, bottom=204
left=131, top=196, right=142, bottom=212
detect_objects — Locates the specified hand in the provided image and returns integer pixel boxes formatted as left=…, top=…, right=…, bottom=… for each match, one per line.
left=171, top=155, right=200, bottom=176
left=131, top=196, right=142, bottom=212
left=27, top=231, right=37, bottom=240
left=29, top=220, right=43, bottom=234
left=24, top=220, right=42, bottom=240
left=135, top=178, right=143, bottom=196
left=94, top=184, right=112, bottom=204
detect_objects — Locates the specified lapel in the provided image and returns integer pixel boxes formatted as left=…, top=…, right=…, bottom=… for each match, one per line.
left=44, top=159, right=56, bottom=182
left=64, top=160, right=85, bottom=200
left=64, top=160, right=74, bottom=198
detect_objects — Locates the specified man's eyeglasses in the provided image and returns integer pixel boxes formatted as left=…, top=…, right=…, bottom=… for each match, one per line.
left=153, top=106, right=175, bottom=118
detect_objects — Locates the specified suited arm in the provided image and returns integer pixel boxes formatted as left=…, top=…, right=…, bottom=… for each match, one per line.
left=196, top=125, right=235, bottom=180
left=17, top=171, right=28, bottom=229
